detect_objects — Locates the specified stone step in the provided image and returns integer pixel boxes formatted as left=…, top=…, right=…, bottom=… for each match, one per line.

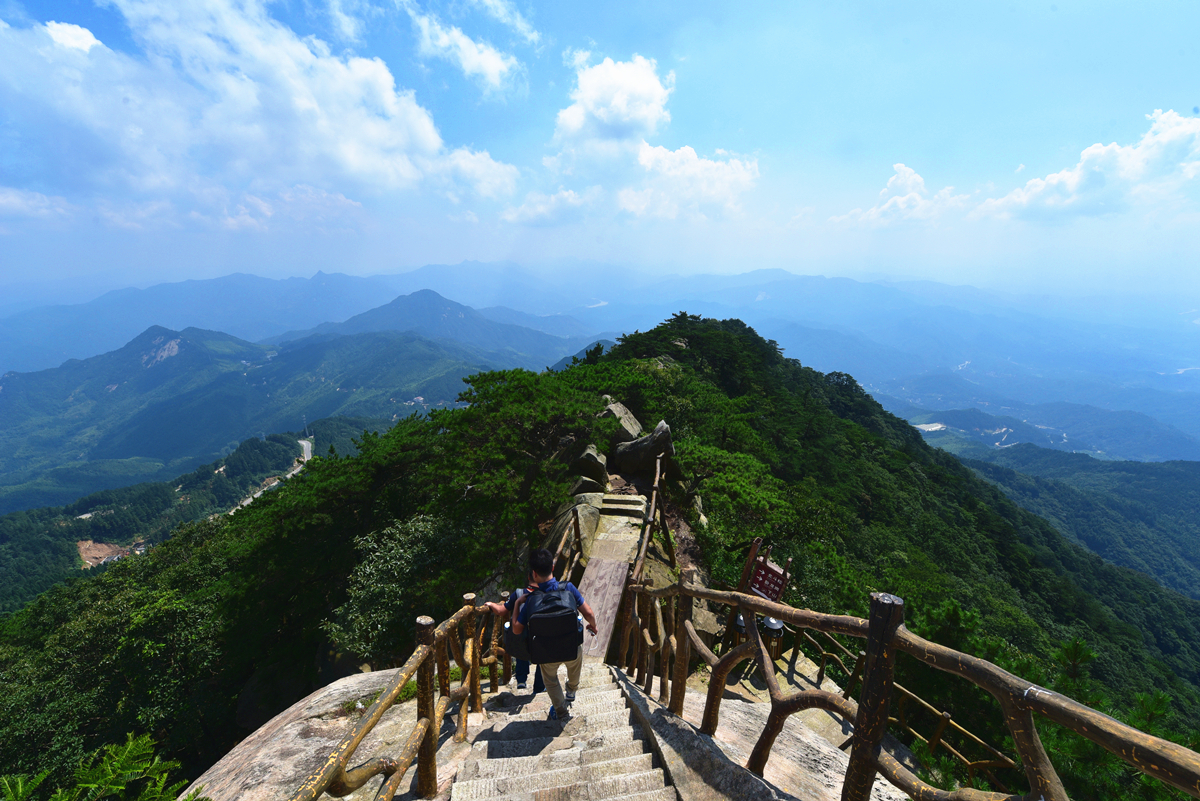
left=600, top=506, right=647, bottom=518
left=496, top=686, right=622, bottom=706
left=467, top=748, right=653, bottom=781
left=475, top=715, right=640, bottom=744
left=452, top=766, right=665, bottom=801
left=569, top=709, right=638, bottom=730
left=502, top=703, right=627, bottom=724
left=461, top=738, right=649, bottom=780
left=601, top=494, right=646, bottom=506
left=500, top=693, right=627, bottom=719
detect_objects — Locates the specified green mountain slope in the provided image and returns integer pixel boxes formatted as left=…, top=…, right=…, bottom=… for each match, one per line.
left=266, top=289, right=597, bottom=370
left=2, top=314, right=1197, bottom=800
left=966, top=444, right=1200, bottom=602
left=0, top=417, right=391, bottom=615
left=0, top=328, right=489, bottom=513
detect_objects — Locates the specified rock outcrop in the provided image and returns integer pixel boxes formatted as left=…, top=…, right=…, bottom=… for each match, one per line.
left=598, top=402, right=643, bottom=443
left=572, top=444, right=609, bottom=485
left=612, top=420, right=674, bottom=473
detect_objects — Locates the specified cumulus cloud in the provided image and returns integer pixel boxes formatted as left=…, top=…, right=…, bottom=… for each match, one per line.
left=326, top=0, right=376, bottom=42
left=44, top=21, right=100, bottom=51
left=403, top=2, right=520, bottom=91
left=0, top=187, right=72, bottom=218
left=0, top=0, right=516, bottom=229
left=977, top=110, right=1200, bottom=219
left=833, top=164, right=968, bottom=225
left=554, top=54, right=674, bottom=145
left=501, top=186, right=600, bottom=225
left=526, top=51, right=756, bottom=225
left=468, top=0, right=539, bottom=44
left=618, top=143, right=758, bottom=218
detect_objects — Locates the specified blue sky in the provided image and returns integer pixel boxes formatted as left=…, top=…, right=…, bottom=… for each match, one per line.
left=2, top=0, right=1200, bottom=301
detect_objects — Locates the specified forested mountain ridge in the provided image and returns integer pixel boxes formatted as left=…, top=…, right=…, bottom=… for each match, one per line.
left=0, top=434, right=302, bottom=614
left=966, top=444, right=1200, bottom=602
left=265, top=288, right=604, bottom=370
left=0, top=327, right=490, bottom=513
left=2, top=314, right=1198, bottom=801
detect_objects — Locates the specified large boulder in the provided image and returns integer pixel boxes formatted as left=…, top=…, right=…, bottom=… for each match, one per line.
left=569, top=476, right=605, bottom=495
left=572, top=444, right=608, bottom=484
left=611, top=420, right=674, bottom=474
left=597, top=401, right=642, bottom=443
left=547, top=500, right=601, bottom=557
left=182, top=669, right=473, bottom=801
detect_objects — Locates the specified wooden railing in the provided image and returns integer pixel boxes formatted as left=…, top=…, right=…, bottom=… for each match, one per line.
left=289, top=591, right=506, bottom=801
left=288, top=502, right=595, bottom=801
left=787, top=623, right=1016, bottom=790
left=615, top=572, right=1200, bottom=801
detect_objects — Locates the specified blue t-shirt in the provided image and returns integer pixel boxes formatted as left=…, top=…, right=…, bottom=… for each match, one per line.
left=517, top=578, right=585, bottom=625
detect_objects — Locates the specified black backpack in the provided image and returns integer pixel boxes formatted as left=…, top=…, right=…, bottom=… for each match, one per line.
left=523, top=587, right=584, bottom=663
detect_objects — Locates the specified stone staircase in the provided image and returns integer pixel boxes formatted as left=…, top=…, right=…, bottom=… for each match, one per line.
left=453, top=659, right=675, bottom=801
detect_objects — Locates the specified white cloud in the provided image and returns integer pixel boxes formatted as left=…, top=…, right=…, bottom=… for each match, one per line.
left=44, top=21, right=100, bottom=51
left=326, top=0, right=374, bottom=42
left=0, top=187, right=71, bottom=217
left=555, top=54, right=674, bottom=144
left=977, top=110, right=1200, bottom=220
left=502, top=186, right=600, bottom=225
left=0, top=0, right=517, bottom=228
left=833, top=164, right=968, bottom=225
left=618, top=143, right=758, bottom=218
left=437, top=148, right=519, bottom=198
left=468, top=0, right=539, bottom=44
left=403, top=2, right=519, bottom=92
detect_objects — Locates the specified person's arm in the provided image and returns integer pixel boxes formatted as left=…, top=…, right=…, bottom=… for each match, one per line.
left=484, top=601, right=509, bottom=618
left=510, top=594, right=528, bottom=635
left=580, top=601, right=598, bottom=636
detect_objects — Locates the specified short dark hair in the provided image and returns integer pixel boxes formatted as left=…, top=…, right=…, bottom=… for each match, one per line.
left=529, top=548, right=554, bottom=577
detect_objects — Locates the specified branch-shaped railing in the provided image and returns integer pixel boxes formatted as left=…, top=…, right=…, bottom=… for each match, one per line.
left=616, top=571, right=1200, bottom=801
left=289, top=590, right=507, bottom=801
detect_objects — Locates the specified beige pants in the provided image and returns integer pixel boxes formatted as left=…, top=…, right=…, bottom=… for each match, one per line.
left=539, top=646, right=583, bottom=714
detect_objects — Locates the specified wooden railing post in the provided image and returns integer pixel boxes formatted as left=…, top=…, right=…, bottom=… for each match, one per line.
left=635, top=585, right=650, bottom=685
left=842, top=593, right=904, bottom=801
left=416, top=616, right=437, bottom=798
left=842, top=651, right=866, bottom=700
left=619, top=569, right=635, bottom=675
left=928, top=711, right=951, bottom=753
left=437, top=629, right=451, bottom=698
left=659, top=595, right=672, bottom=705
left=463, top=593, right=482, bottom=712
left=670, top=570, right=693, bottom=715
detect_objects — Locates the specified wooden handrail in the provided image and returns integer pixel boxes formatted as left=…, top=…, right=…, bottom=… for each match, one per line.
left=289, top=593, right=490, bottom=801
left=617, top=576, right=1200, bottom=800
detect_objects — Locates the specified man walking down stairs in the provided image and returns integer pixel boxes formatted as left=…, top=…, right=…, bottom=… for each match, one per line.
left=451, top=659, right=675, bottom=801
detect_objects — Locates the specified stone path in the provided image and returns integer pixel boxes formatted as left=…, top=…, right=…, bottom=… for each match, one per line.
left=455, top=659, right=675, bottom=801
left=577, top=493, right=647, bottom=659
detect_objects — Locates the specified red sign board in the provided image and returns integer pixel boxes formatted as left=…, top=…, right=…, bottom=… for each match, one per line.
left=749, top=560, right=786, bottom=602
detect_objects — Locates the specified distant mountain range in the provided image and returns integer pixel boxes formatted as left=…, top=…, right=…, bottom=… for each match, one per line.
left=0, top=324, right=491, bottom=513
left=966, top=444, right=1200, bottom=602
left=0, top=270, right=602, bottom=375
left=6, top=262, right=1200, bottom=468
left=265, top=289, right=605, bottom=370
left=878, top=396, right=1200, bottom=462
left=0, top=284, right=623, bottom=514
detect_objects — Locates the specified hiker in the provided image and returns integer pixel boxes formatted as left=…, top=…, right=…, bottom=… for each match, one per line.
left=483, top=576, right=545, bottom=695
left=511, top=548, right=598, bottom=721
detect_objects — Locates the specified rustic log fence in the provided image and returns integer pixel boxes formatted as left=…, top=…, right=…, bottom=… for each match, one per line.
left=616, top=571, right=1200, bottom=801
left=288, top=590, right=506, bottom=801
left=289, top=503, right=593, bottom=801
left=780, top=618, right=1016, bottom=789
